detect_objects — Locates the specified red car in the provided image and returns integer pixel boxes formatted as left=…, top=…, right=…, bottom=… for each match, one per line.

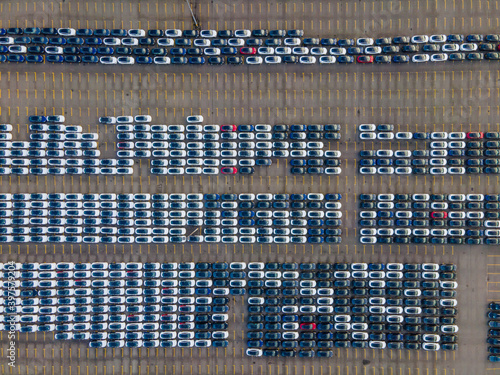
left=467, top=132, right=484, bottom=139
left=357, top=55, right=374, bottom=63
left=300, top=323, right=317, bottom=330
left=221, top=124, right=237, bottom=132
left=240, top=47, right=256, bottom=55
left=431, top=211, right=448, bottom=219
left=221, top=167, right=237, bottom=174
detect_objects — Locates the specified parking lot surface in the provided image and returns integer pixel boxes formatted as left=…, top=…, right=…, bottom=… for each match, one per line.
left=0, top=0, right=499, bottom=374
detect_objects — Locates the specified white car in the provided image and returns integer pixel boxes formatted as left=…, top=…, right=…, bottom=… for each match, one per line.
left=310, top=47, right=327, bottom=55
left=0, top=37, right=14, bottom=45
left=257, top=47, right=274, bottom=55
left=134, top=115, right=152, bottom=123
left=430, top=167, right=447, bottom=174
left=245, top=56, right=263, bottom=65
left=359, top=167, right=376, bottom=174
left=186, top=115, right=203, bottom=124
left=411, top=35, right=429, bottom=43
left=8, top=45, right=26, bottom=53
left=116, top=116, right=133, bottom=124
left=103, top=38, right=121, bottom=46
left=442, top=43, right=459, bottom=52
left=430, top=132, right=448, bottom=139
left=121, top=38, right=138, bottom=46
left=234, top=29, right=251, bottom=38
left=330, top=47, right=346, bottom=55
left=395, top=167, right=412, bottom=174
left=448, top=132, right=466, bottom=139
left=275, top=47, right=292, bottom=55
left=299, top=56, right=316, bottom=64
left=377, top=132, right=394, bottom=140
left=429, top=34, right=446, bottom=43
left=376, top=149, right=393, bottom=157
left=45, top=46, right=63, bottom=54
left=228, top=38, right=244, bottom=46
left=292, top=47, right=309, bottom=55
left=246, top=349, right=262, bottom=357
left=193, top=39, right=210, bottom=47
left=319, top=56, right=336, bottom=64
left=395, top=132, right=412, bottom=140
left=200, top=30, right=217, bottom=38
left=422, top=343, right=440, bottom=351
left=264, top=56, right=281, bottom=64
left=204, top=48, right=220, bottom=56
left=57, top=28, right=76, bottom=36
left=153, top=57, right=170, bottom=64
left=395, top=150, right=411, bottom=157
left=128, top=29, right=146, bottom=37
left=117, top=56, right=135, bottom=64
left=359, top=124, right=376, bottom=132
left=157, top=38, right=174, bottom=46
left=412, top=54, right=430, bottom=62
left=359, top=132, right=376, bottom=140
left=165, top=29, right=182, bottom=37
left=431, top=53, right=448, bottom=62
left=360, top=236, right=376, bottom=244
left=357, top=38, right=374, bottom=46
left=100, top=56, right=117, bottom=64
left=284, top=38, right=301, bottom=46
left=441, top=325, right=459, bottom=333
left=460, top=43, right=478, bottom=51
left=448, top=167, right=465, bottom=174
left=365, top=46, right=382, bottom=54
left=448, top=141, right=465, bottom=148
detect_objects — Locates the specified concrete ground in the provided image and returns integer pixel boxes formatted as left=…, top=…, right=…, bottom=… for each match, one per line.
left=0, top=0, right=498, bottom=374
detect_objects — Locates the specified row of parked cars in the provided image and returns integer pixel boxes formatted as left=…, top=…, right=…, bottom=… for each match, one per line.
left=358, top=129, right=500, bottom=175
left=112, top=116, right=343, bottom=175
left=2, top=262, right=235, bottom=349
left=2, top=261, right=457, bottom=352
left=2, top=27, right=498, bottom=65
left=0, top=117, right=134, bottom=175
left=0, top=192, right=343, bottom=244
left=245, top=262, right=457, bottom=356
left=358, top=193, right=500, bottom=245
left=488, top=302, right=500, bottom=361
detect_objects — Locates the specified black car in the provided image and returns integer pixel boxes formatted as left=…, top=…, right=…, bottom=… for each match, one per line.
left=110, top=29, right=127, bottom=37
left=221, top=47, right=237, bottom=55
left=393, top=55, right=410, bottom=63
left=182, top=30, right=198, bottom=38
left=375, top=55, right=391, bottom=63
left=246, top=38, right=262, bottom=46
left=252, top=29, right=268, bottom=37
left=402, top=44, right=419, bottom=52
left=133, top=48, right=149, bottom=56
left=28, top=45, right=43, bottom=54
left=175, top=38, right=191, bottom=46
left=139, top=37, right=154, bottom=46
left=148, top=29, right=164, bottom=37
left=227, top=56, right=242, bottom=64
left=82, top=55, right=99, bottom=64
left=171, top=57, right=188, bottom=64
left=321, top=38, right=337, bottom=46
left=97, top=47, right=113, bottom=55
left=64, top=55, right=81, bottom=63
left=24, top=27, right=41, bottom=35
left=218, top=30, right=233, bottom=38
left=41, top=28, right=57, bottom=35
left=208, top=56, right=224, bottom=65
left=7, top=27, right=23, bottom=35
left=279, top=55, right=296, bottom=63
